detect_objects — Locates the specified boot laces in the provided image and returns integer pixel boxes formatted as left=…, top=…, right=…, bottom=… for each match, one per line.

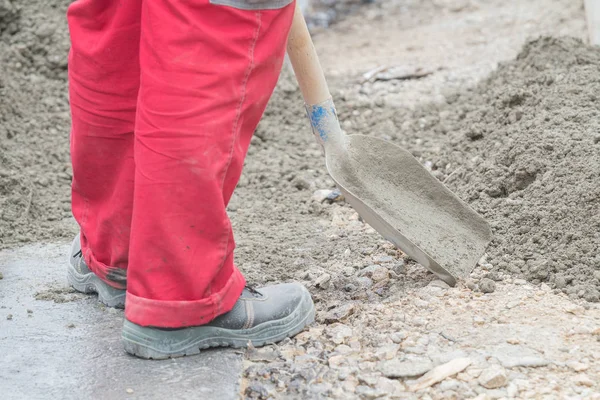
left=244, top=284, right=263, bottom=297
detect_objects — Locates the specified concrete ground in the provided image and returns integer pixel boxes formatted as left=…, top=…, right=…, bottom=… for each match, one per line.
left=0, top=243, right=243, bottom=400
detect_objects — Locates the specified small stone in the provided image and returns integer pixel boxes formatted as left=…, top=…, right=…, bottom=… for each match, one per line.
left=506, top=300, right=520, bottom=309
left=430, top=350, right=469, bottom=366
left=295, top=326, right=324, bottom=343
left=66, top=323, right=76, bottom=329
left=413, top=299, right=429, bottom=308
left=478, top=365, right=508, bottom=389
left=328, top=354, right=347, bottom=368
left=438, top=331, right=458, bottom=344
left=326, top=189, right=344, bottom=203
left=324, top=304, right=355, bottom=323
left=348, top=340, right=361, bottom=351
left=540, top=283, right=551, bottom=291
left=473, top=316, right=485, bottom=325
left=376, top=376, right=405, bottom=395
left=355, top=385, right=384, bottom=399
left=126, top=388, right=134, bottom=394
left=27, top=309, right=33, bottom=314
left=409, top=357, right=472, bottom=391
left=378, top=358, right=433, bottom=378
left=506, top=383, right=519, bottom=397
left=307, top=343, right=324, bottom=355
left=335, top=344, right=353, bottom=354
left=295, top=354, right=320, bottom=364
left=567, top=326, right=595, bottom=336
left=568, top=362, right=590, bottom=372
left=514, top=279, right=527, bottom=285
left=514, top=379, right=530, bottom=390
left=280, top=346, right=304, bottom=361
left=485, top=271, right=503, bottom=282
left=0, top=272, right=3, bottom=279
left=356, top=277, right=373, bottom=289
left=501, top=356, right=548, bottom=368
left=328, top=324, right=353, bottom=344
left=7, top=314, right=13, bottom=320
left=375, top=344, right=399, bottom=360
left=310, top=382, right=333, bottom=395
left=429, top=279, right=450, bottom=289
left=357, top=373, right=380, bottom=386
left=506, top=338, right=520, bottom=345
left=337, top=367, right=353, bottom=380
left=360, top=265, right=383, bottom=278
left=315, top=273, right=331, bottom=289
left=391, top=262, right=405, bottom=275
left=297, top=270, right=310, bottom=280
left=555, top=276, right=568, bottom=289
left=390, top=331, right=407, bottom=344
left=312, top=189, right=333, bottom=203
left=247, top=346, right=280, bottom=362
left=439, top=379, right=460, bottom=391
left=374, top=255, right=393, bottom=264
left=35, top=23, right=56, bottom=39
left=465, top=279, right=477, bottom=290
left=484, top=388, right=509, bottom=399
left=466, top=368, right=483, bottom=378
left=371, top=266, right=389, bottom=282
left=342, top=267, right=354, bottom=277
left=478, top=278, right=496, bottom=293
left=565, top=304, right=585, bottom=315
left=341, top=376, right=359, bottom=393
left=404, top=346, right=427, bottom=355
left=245, top=383, right=269, bottom=398
left=456, top=372, right=471, bottom=382
left=361, top=247, right=375, bottom=256
left=572, top=374, right=594, bottom=387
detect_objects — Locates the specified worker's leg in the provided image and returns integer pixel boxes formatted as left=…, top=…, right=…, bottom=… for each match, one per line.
left=67, top=0, right=141, bottom=299
left=124, top=0, right=298, bottom=328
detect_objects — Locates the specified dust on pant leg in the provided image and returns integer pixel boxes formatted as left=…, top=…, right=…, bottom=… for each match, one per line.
left=106, top=267, right=127, bottom=287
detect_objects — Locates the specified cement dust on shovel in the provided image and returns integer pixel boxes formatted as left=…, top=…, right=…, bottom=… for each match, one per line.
left=286, top=3, right=492, bottom=286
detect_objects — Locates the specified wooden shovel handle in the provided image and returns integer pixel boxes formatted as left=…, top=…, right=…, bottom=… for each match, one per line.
left=286, top=1, right=332, bottom=106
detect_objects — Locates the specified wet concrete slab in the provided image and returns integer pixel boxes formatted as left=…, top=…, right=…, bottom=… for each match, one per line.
left=0, top=243, right=243, bottom=400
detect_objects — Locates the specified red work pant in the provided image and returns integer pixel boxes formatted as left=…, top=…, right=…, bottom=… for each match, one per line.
left=67, top=0, right=294, bottom=327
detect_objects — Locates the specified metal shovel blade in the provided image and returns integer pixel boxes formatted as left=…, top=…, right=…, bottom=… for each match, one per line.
left=326, top=134, right=492, bottom=286
left=285, top=5, right=491, bottom=286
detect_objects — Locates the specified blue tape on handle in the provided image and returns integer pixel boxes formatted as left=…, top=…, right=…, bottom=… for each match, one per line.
left=307, top=100, right=338, bottom=144
left=309, top=104, right=329, bottom=142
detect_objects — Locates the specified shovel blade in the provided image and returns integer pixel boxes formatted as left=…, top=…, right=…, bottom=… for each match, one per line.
left=326, top=135, right=492, bottom=286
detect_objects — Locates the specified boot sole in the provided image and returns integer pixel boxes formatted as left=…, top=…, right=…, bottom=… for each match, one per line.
left=121, top=289, right=316, bottom=360
left=67, top=263, right=126, bottom=309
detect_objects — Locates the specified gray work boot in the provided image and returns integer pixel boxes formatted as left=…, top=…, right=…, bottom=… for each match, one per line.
left=122, top=283, right=315, bottom=359
left=67, top=234, right=126, bottom=308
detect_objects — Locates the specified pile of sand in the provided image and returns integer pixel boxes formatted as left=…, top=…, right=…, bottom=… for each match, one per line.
left=394, top=37, right=600, bottom=300
left=0, top=0, right=73, bottom=248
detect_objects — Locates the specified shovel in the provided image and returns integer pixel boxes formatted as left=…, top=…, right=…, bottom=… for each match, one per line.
left=286, top=3, right=492, bottom=286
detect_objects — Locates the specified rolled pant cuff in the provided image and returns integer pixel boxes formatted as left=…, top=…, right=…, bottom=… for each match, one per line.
left=124, top=267, right=246, bottom=328
left=84, top=246, right=127, bottom=291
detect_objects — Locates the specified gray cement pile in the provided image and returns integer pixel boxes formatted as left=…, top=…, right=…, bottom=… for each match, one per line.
left=384, top=37, right=600, bottom=300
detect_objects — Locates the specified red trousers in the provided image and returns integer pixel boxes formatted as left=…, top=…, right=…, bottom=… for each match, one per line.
left=67, top=0, right=294, bottom=327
